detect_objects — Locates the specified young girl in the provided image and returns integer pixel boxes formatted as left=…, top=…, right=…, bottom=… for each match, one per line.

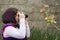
left=2, top=8, right=30, bottom=40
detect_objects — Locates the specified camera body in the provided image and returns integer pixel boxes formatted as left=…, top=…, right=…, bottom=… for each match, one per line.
left=25, top=14, right=28, bottom=18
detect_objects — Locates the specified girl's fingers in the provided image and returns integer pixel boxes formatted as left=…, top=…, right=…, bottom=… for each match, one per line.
left=20, top=12, right=25, bottom=18
left=22, top=12, right=25, bottom=16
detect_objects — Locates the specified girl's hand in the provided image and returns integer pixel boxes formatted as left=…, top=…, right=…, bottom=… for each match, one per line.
left=20, top=12, right=25, bottom=18
left=17, top=12, right=25, bottom=19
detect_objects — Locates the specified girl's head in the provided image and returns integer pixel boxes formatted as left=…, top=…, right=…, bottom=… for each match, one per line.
left=2, top=8, right=20, bottom=24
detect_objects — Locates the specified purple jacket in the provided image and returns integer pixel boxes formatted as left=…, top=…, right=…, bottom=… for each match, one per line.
left=2, top=24, right=25, bottom=40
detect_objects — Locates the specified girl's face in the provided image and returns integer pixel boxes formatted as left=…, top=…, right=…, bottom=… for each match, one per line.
left=15, top=11, right=20, bottom=23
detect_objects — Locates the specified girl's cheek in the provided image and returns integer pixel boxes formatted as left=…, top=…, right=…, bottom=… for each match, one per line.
left=15, top=16, right=18, bottom=23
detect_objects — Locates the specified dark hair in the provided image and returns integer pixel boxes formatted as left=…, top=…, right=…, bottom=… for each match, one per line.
left=2, top=8, right=18, bottom=24
left=25, top=14, right=28, bottom=18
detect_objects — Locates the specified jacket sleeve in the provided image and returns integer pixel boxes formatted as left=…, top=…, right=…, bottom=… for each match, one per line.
left=4, top=18, right=26, bottom=39
left=25, top=22, right=30, bottom=38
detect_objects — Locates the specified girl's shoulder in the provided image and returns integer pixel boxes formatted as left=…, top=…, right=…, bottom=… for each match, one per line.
left=3, top=24, right=15, bottom=31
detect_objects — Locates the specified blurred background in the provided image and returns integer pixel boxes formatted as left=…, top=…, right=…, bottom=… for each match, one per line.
left=0, top=0, right=60, bottom=40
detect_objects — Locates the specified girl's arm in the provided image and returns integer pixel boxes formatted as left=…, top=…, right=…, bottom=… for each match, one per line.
left=4, top=13, right=26, bottom=39
left=25, top=22, right=30, bottom=38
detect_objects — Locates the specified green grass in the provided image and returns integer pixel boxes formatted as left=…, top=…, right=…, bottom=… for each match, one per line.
left=0, top=22, right=3, bottom=40
left=0, top=35, right=2, bottom=40
left=28, top=27, right=60, bottom=40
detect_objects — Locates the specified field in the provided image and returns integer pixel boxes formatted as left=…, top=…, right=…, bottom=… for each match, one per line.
left=0, top=23, right=60, bottom=40
left=29, top=27, right=60, bottom=40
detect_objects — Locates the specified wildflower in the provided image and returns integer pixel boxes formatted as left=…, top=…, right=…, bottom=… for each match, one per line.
left=40, top=7, right=46, bottom=13
left=47, top=22, right=50, bottom=26
left=45, top=17, right=48, bottom=20
left=50, top=15, right=55, bottom=19
left=53, top=21, right=57, bottom=24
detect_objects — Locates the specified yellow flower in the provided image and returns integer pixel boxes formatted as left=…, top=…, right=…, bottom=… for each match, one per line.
left=53, top=21, right=57, bottom=24
left=45, top=17, right=48, bottom=20
left=50, top=15, right=55, bottom=19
